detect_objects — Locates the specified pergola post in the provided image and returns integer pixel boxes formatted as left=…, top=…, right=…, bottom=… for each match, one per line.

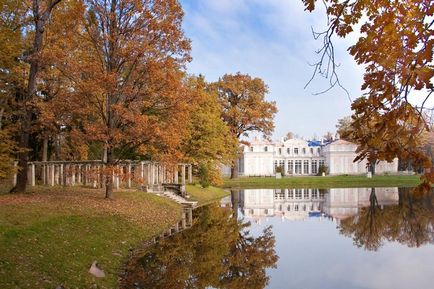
left=188, top=165, right=192, bottom=184
left=127, top=163, right=132, bottom=188
left=31, top=163, right=35, bottom=186
left=50, top=164, right=55, bottom=186
left=181, top=165, right=186, bottom=185
left=174, top=165, right=178, bottom=184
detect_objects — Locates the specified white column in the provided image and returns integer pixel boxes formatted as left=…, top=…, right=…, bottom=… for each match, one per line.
left=71, top=165, right=76, bottom=186
left=174, top=165, right=179, bottom=184
left=188, top=165, right=192, bottom=183
left=50, top=164, right=55, bottom=186
left=127, top=164, right=132, bottom=188
left=31, top=163, right=35, bottom=186
left=181, top=165, right=186, bottom=185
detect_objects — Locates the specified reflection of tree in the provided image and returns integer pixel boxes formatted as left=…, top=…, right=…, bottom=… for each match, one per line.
left=339, top=188, right=434, bottom=251
left=121, top=204, right=278, bottom=289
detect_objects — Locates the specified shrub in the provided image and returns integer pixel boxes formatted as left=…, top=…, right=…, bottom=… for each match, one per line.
left=317, top=165, right=329, bottom=176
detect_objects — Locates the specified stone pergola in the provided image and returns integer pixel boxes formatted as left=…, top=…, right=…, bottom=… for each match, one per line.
left=14, top=160, right=193, bottom=189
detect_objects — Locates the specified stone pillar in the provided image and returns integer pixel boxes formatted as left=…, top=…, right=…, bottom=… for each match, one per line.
left=181, top=165, right=186, bottom=185
left=301, top=160, right=304, bottom=175
left=71, top=165, right=76, bottom=186
left=127, top=164, right=132, bottom=188
left=141, top=162, right=145, bottom=185
left=284, top=160, right=288, bottom=175
left=309, top=160, right=312, bottom=176
left=60, top=164, right=64, bottom=186
left=174, top=165, right=179, bottom=184
left=115, top=165, right=120, bottom=189
left=30, top=163, right=36, bottom=186
left=292, top=161, right=295, bottom=175
left=77, top=165, right=82, bottom=184
left=50, top=164, right=55, bottom=186
left=188, top=165, right=192, bottom=184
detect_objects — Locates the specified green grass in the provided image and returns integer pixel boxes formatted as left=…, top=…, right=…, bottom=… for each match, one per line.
left=0, top=186, right=181, bottom=289
left=186, top=184, right=230, bottom=206
left=223, top=174, right=422, bottom=189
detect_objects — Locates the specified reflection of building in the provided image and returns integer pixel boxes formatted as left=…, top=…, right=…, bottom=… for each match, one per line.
left=240, top=188, right=399, bottom=221
left=322, top=187, right=399, bottom=222
left=224, top=138, right=398, bottom=176
left=241, top=188, right=325, bottom=221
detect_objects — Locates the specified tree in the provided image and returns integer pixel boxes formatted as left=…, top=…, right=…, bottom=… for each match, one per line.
left=121, top=204, right=278, bottom=289
left=182, top=75, right=238, bottom=186
left=46, top=0, right=191, bottom=198
left=212, top=73, right=277, bottom=178
left=336, top=116, right=352, bottom=140
left=339, top=187, right=434, bottom=251
left=283, top=132, right=294, bottom=141
left=303, top=0, right=434, bottom=188
left=0, top=0, right=28, bottom=179
left=5, top=0, right=62, bottom=193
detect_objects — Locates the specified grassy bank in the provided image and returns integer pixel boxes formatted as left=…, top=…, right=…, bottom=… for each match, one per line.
left=223, top=175, right=422, bottom=189
left=0, top=186, right=181, bottom=289
left=186, top=184, right=230, bottom=206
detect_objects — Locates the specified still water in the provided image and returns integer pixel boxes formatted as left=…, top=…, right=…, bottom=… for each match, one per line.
left=122, top=187, right=434, bottom=289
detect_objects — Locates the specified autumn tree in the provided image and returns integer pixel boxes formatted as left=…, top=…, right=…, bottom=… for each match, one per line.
left=339, top=187, right=434, bottom=251
left=121, top=204, right=278, bottom=289
left=212, top=73, right=277, bottom=178
left=0, top=0, right=28, bottom=179
left=46, top=0, right=191, bottom=198
left=303, top=0, right=434, bottom=188
left=182, top=75, right=237, bottom=186
left=283, top=131, right=294, bottom=141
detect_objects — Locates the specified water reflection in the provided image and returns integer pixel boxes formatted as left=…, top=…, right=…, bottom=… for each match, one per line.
left=121, top=204, right=278, bottom=289
left=123, top=187, right=434, bottom=289
left=340, top=188, right=434, bottom=250
left=233, top=187, right=433, bottom=250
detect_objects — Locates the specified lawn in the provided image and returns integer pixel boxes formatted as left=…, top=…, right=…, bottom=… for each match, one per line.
left=186, top=184, right=230, bottom=206
left=0, top=186, right=181, bottom=289
left=223, top=174, right=422, bottom=189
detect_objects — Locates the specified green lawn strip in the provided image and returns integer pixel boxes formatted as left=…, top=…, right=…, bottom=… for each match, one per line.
left=186, top=184, right=230, bottom=206
left=0, top=187, right=181, bottom=289
left=222, top=175, right=422, bottom=189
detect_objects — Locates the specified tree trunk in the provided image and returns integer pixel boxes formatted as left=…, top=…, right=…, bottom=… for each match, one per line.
left=10, top=0, right=62, bottom=193
left=230, top=159, right=239, bottom=179
left=105, top=146, right=113, bottom=199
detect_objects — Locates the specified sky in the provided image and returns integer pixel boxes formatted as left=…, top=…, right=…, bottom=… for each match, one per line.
left=178, top=0, right=367, bottom=141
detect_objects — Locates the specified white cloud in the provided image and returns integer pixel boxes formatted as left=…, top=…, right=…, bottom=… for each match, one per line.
left=181, top=0, right=365, bottom=139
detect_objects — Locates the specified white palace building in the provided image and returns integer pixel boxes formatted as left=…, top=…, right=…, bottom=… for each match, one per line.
left=228, top=138, right=398, bottom=176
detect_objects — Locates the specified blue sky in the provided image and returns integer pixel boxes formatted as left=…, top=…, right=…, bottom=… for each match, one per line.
left=179, top=0, right=365, bottom=140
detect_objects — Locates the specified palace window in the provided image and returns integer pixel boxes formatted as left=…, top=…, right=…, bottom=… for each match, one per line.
left=294, top=148, right=299, bottom=154
left=312, top=160, right=318, bottom=175
left=288, top=189, right=294, bottom=199
left=287, top=148, right=290, bottom=154
left=317, top=147, right=321, bottom=154
left=275, top=190, right=284, bottom=200
left=264, top=146, right=268, bottom=152
left=294, top=205, right=299, bottom=211
left=295, top=189, right=302, bottom=199
left=310, top=147, right=314, bottom=154
left=319, top=160, right=325, bottom=168
left=304, top=160, right=309, bottom=174
left=250, top=146, right=253, bottom=152
left=303, top=205, right=306, bottom=211
left=288, top=160, right=293, bottom=174
left=274, top=160, right=279, bottom=172
left=302, top=148, right=306, bottom=154
left=295, top=160, right=302, bottom=174
left=312, top=188, right=318, bottom=199
left=303, top=190, right=309, bottom=199
left=287, top=205, right=291, bottom=211
left=279, top=160, right=284, bottom=170
left=278, top=148, right=282, bottom=154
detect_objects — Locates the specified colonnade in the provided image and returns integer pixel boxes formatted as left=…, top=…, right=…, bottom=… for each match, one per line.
left=13, top=161, right=193, bottom=189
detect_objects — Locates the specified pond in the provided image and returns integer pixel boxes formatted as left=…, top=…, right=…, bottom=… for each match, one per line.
left=122, top=187, right=434, bottom=289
